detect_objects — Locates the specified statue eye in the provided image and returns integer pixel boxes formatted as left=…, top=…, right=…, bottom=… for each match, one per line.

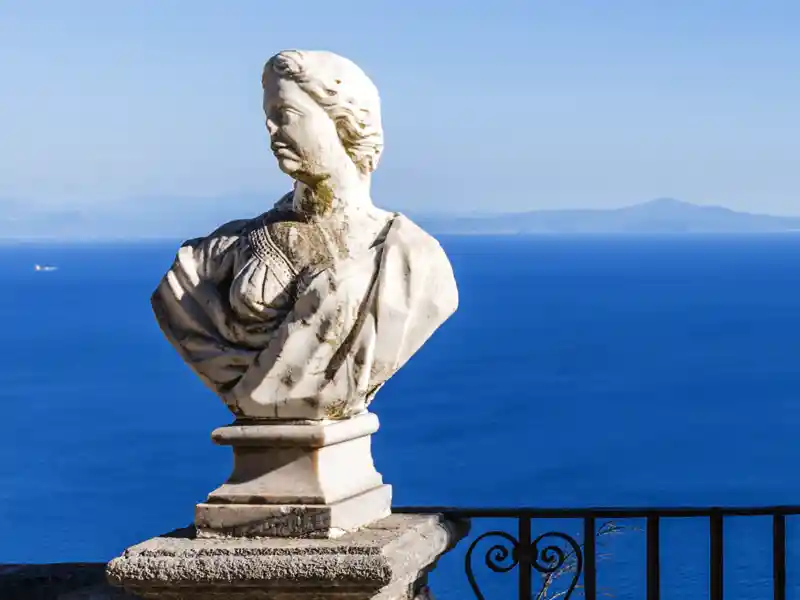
left=272, top=105, right=301, bottom=125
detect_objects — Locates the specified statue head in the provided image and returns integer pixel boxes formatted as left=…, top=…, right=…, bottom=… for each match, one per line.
left=262, top=50, right=384, bottom=186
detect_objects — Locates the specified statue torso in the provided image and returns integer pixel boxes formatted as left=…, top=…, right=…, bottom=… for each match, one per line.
left=223, top=197, right=393, bottom=329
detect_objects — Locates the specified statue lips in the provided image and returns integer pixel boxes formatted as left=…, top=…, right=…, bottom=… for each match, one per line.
left=271, top=141, right=295, bottom=157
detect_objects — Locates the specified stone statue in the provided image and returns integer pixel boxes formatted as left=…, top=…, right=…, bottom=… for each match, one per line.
left=151, top=49, right=459, bottom=539
left=152, top=50, right=458, bottom=422
left=108, top=52, right=467, bottom=591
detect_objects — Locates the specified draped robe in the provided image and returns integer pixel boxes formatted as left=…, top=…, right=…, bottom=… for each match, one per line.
left=151, top=197, right=459, bottom=419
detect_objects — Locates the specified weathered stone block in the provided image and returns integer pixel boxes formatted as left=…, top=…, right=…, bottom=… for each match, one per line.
left=106, top=514, right=469, bottom=599
left=196, top=413, right=391, bottom=538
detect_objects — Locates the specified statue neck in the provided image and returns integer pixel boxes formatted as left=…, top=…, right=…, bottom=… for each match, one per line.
left=292, top=173, right=372, bottom=217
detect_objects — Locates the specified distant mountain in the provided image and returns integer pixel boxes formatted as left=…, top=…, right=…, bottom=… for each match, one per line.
left=0, top=198, right=92, bottom=240
left=418, top=199, right=800, bottom=235
left=2, top=197, right=799, bottom=240
left=0, top=194, right=277, bottom=241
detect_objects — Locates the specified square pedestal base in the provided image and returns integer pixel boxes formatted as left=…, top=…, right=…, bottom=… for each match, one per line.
left=198, top=413, right=390, bottom=538
left=107, top=514, right=470, bottom=600
left=196, top=484, right=392, bottom=538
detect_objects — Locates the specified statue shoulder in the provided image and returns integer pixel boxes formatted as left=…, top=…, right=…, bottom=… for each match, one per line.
left=389, top=214, right=447, bottom=256
left=185, top=192, right=294, bottom=260
left=184, top=218, right=249, bottom=253
left=207, top=218, right=252, bottom=239
left=387, top=214, right=458, bottom=313
left=386, top=213, right=456, bottom=294
left=177, top=218, right=251, bottom=280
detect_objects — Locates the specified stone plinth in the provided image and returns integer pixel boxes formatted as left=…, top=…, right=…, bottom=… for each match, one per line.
left=106, top=514, right=469, bottom=600
left=196, top=412, right=391, bottom=538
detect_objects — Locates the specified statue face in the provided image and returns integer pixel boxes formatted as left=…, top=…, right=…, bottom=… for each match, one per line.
left=263, top=71, right=350, bottom=184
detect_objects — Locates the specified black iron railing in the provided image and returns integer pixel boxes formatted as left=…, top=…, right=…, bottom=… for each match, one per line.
left=395, top=505, right=800, bottom=600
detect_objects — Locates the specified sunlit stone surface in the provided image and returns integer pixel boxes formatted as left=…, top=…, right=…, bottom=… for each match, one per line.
left=152, top=49, right=458, bottom=421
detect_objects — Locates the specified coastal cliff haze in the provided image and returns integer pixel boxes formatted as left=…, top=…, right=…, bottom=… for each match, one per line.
left=2, top=197, right=800, bottom=240
left=419, top=198, right=800, bottom=235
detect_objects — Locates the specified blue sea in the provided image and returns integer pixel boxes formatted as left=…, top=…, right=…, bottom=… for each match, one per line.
left=2, top=235, right=800, bottom=599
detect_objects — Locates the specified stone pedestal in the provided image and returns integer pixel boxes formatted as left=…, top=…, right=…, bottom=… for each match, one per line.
left=196, top=412, right=391, bottom=538
left=106, top=514, right=469, bottom=600
left=106, top=413, right=470, bottom=598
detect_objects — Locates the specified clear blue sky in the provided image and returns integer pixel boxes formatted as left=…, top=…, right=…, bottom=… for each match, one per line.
left=2, top=0, right=799, bottom=215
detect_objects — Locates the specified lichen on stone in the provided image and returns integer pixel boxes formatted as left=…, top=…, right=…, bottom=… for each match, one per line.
left=295, top=178, right=334, bottom=216
left=323, top=399, right=351, bottom=419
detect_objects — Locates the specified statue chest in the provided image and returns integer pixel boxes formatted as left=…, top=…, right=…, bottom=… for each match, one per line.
left=246, top=210, right=349, bottom=290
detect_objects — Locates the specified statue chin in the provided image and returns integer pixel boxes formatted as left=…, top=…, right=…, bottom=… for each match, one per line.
left=275, top=155, right=319, bottom=185
left=275, top=154, right=303, bottom=177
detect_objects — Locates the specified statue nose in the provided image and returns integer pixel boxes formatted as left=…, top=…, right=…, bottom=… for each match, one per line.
left=266, top=119, right=278, bottom=136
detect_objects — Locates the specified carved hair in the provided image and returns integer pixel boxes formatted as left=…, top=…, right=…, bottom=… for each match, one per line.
left=263, top=50, right=384, bottom=174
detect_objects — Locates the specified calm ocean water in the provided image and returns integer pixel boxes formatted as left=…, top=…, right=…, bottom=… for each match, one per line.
left=1, top=235, right=799, bottom=599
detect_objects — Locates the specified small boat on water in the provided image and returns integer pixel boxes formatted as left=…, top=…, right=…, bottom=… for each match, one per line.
left=34, top=264, right=58, bottom=272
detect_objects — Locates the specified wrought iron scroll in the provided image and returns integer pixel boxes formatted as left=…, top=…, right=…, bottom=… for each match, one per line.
left=465, top=531, right=520, bottom=599
left=531, top=532, right=583, bottom=600
left=465, top=527, right=583, bottom=600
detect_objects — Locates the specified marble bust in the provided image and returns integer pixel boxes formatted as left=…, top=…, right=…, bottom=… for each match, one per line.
left=152, top=50, right=458, bottom=421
